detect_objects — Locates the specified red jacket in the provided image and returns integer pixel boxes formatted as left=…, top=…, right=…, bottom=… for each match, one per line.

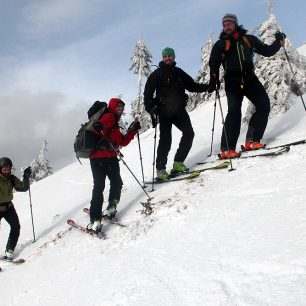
left=90, top=98, right=136, bottom=159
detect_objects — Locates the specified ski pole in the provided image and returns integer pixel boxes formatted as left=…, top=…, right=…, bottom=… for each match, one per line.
left=216, top=89, right=235, bottom=171
left=136, top=131, right=146, bottom=187
left=151, top=112, right=158, bottom=192
left=100, top=130, right=152, bottom=201
left=28, top=185, right=36, bottom=243
left=281, top=40, right=306, bottom=111
left=208, top=94, right=217, bottom=156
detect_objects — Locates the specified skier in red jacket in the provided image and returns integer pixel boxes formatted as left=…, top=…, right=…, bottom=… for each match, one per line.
left=88, top=98, right=140, bottom=233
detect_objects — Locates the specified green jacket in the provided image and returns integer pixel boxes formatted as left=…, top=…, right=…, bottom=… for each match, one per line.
left=0, top=174, right=29, bottom=205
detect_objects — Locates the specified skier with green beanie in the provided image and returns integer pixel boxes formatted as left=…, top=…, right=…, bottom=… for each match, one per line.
left=144, top=47, right=209, bottom=180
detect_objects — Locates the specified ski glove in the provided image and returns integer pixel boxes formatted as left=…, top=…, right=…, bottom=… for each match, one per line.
left=128, top=120, right=141, bottom=131
left=144, top=100, right=155, bottom=114
left=275, top=32, right=286, bottom=44
left=207, top=73, right=221, bottom=93
left=23, top=166, right=32, bottom=179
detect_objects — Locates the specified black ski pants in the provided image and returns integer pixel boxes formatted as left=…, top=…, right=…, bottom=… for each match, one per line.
left=221, top=76, right=270, bottom=151
left=156, top=108, right=194, bottom=170
left=90, top=158, right=122, bottom=222
left=0, top=203, right=21, bottom=252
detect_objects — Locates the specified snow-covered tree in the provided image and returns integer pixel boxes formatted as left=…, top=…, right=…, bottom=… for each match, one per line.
left=129, top=40, right=153, bottom=132
left=188, top=33, right=226, bottom=111
left=244, top=11, right=306, bottom=121
left=30, top=140, right=53, bottom=182
left=188, top=34, right=214, bottom=111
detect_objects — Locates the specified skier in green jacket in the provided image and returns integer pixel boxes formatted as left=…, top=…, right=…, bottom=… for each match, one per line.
left=0, top=157, right=31, bottom=261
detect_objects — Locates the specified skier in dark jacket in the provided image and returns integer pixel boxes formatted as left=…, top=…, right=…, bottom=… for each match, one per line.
left=208, top=13, right=286, bottom=159
left=87, top=98, right=140, bottom=233
left=144, top=47, right=209, bottom=180
left=0, top=157, right=31, bottom=261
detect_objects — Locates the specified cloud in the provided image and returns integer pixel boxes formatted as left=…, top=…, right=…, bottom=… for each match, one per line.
left=0, top=90, right=88, bottom=173
left=19, top=0, right=102, bottom=38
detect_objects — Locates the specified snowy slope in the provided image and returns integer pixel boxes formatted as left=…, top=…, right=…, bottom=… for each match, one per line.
left=297, top=43, right=306, bottom=55
left=1, top=91, right=306, bottom=305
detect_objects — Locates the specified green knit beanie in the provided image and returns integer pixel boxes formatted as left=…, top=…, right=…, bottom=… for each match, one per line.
left=162, top=47, right=175, bottom=58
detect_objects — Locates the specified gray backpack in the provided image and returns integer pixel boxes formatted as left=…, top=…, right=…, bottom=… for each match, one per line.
left=74, top=101, right=108, bottom=160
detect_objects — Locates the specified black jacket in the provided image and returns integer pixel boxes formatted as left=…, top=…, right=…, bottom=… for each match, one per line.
left=209, top=27, right=281, bottom=83
left=144, top=61, right=208, bottom=116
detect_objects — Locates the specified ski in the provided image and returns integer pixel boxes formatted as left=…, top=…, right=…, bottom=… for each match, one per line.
left=238, top=146, right=290, bottom=158
left=145, top=161, right=230, bottom=185
left=0, top=257, right=25, bottom=265
left=265, top=138, right=306, bottom=150
left=67, top=219, right=106, bottom=239
left=171, top=161, right=230, bottom=178
left=83, top=208, right=127, bottom=228
left=241, top=139, right=306, bottom=151
left=197, top=146, right=290, bottom=165
left=145, top=170, right=201, bottom=185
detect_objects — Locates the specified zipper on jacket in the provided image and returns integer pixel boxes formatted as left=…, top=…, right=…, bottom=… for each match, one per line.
left=236, top=41, right=245, bottom=89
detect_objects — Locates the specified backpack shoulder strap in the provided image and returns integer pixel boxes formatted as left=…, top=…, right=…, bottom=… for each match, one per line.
left=242, top=36, right=252, bottom=49
left=224, top=39, right=231, bottom=52
left=224, top=36, right=252, bottom=52
left=156, top=68, right=162, bottom=91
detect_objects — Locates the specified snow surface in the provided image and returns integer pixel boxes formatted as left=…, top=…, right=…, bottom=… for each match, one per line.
left=1, top=93, right=306, bottom=305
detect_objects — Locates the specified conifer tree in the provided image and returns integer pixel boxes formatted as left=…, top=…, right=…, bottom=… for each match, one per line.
left=30, top=140, right=53, bottom=182
left=129, top=40, right=153, bottom=132
left=244, top=6, right=306, bottom=122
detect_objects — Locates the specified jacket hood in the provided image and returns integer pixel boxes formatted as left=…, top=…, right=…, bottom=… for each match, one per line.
left=108, top=98, right=125, bottom=113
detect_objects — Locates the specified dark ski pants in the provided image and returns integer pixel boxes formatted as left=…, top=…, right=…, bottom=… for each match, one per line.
left=0, top=203, right=21, bottom=252
left=156, top=109, right=194, bottom=170
left=90, top=158, right=122, bottom=222
left=221, top=77, right=270, bottom=151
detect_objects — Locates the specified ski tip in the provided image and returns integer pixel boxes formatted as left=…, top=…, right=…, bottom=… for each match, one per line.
left=218, top=161, right=231, bottom=167
left=83, top=208, right=89, bottom=213
left=67, top=219, right=75, bottom=225
left=15, top=258, right=25, bottom=264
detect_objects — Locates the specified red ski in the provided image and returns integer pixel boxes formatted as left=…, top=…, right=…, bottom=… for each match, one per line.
left=83, top=208, right=127, bottom=228
left=67, top=219, right=106, bottom=239
left=0, top=257, right=25, bottom=266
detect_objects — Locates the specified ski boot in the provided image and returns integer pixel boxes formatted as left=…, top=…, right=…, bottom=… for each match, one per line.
left=170, top=161, right=189, bottom=176
left=1, top=249, right=14, bottom=262
left=104, top=200, right=119, bottom=220
left=156, top=169, right=170, bottom=181
left=86, top=220, right=102, bottom=233
left=219, top=150, right=240, bottom=159
left=243, top=141, right=265, bottom=151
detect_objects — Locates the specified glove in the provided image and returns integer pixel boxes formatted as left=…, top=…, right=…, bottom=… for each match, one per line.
left=207, top=74, right=221, bottom=93
left=201, top=83, right=210, bottom=92
left=128, top=120, right=141, bottom=131
left=93, top=122, right=103, bottom=133
left=150, top=105, right=159, bottom=115
left=145, top=98, right=159, bottom=114
left=144, top=100, right=154, bottom=113
left=23, top=166, right=32, bottom=179
left=275, top=32, right=286, bottom=44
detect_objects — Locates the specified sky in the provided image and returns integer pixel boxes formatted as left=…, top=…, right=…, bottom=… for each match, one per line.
left=1, top=90, right=306, bottom=305
left=0, top=0, right=305, bottom=172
